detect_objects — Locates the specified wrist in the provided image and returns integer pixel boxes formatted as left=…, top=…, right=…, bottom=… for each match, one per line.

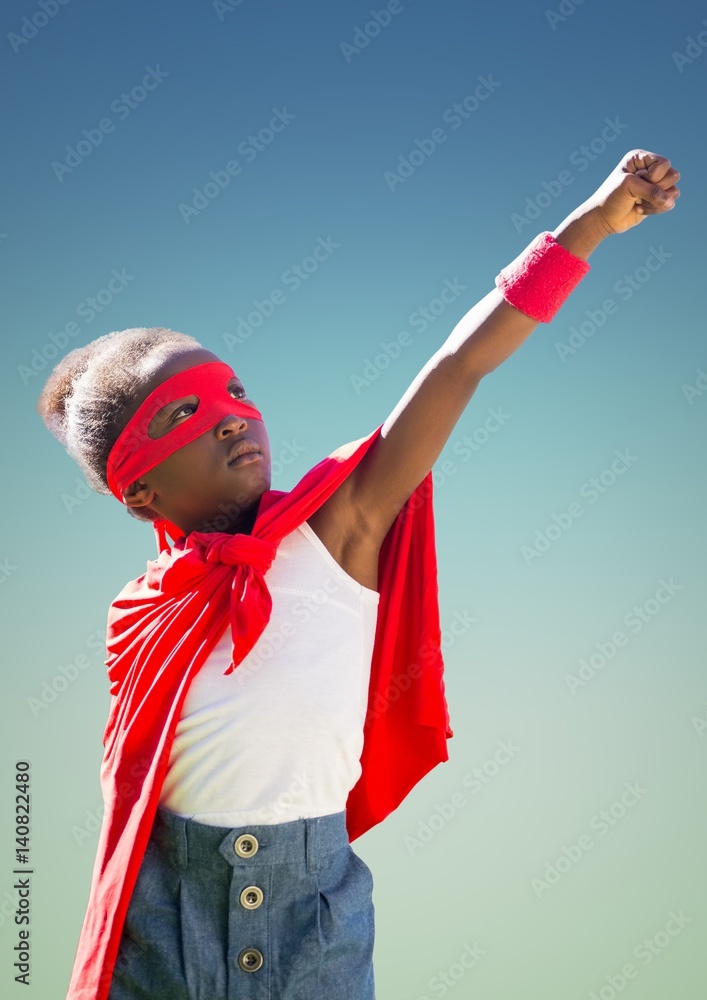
left=551, top=205, right=611, bottom=261
left=495, top=229, right=591, bottom=324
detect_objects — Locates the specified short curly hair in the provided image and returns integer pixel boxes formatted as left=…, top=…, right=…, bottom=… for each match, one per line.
left=36, top=326, right=203, bottom=524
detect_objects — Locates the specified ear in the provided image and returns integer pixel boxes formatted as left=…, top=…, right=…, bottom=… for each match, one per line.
left=122, top=478, right=157, bottom=509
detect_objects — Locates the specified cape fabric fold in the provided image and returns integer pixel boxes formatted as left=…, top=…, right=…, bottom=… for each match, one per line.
left=65, top=421, right=454, bottom=1000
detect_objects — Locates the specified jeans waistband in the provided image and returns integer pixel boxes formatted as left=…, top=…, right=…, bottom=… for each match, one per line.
left=152, top=805, right=350, bottom=871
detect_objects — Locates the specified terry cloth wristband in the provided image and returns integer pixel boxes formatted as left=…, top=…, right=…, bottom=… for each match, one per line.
left=495, top=231, right=591, bottom=323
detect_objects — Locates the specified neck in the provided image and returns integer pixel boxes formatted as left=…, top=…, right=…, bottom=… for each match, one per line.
left=175, top=495, right=265, bottom=538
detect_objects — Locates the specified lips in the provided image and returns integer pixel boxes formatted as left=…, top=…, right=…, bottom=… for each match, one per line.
left=227, top=441, right=263, bottom=465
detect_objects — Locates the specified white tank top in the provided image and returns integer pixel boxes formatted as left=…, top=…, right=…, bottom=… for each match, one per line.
left=158, top=520, right=380, bottom=825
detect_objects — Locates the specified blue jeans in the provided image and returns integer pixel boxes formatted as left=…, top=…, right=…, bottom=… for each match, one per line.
left=108, top=805, right=376, bottom=999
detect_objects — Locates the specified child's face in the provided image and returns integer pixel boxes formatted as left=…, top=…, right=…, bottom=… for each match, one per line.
left=120, top=347, right=271, bottom=535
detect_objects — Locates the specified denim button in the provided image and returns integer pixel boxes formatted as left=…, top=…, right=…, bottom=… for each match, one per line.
left=237, top=947, right=264, bottom=972
left=240, top=885, right=264, bottom=909
left=233, top=834, right=259, bottom=857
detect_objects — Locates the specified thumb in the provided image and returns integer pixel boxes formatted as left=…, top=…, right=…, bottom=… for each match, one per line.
left=623, top=173, right=675, bottom=211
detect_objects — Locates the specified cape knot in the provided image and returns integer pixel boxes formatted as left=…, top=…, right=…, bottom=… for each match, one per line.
left=204, top=532, right=278, bottom=574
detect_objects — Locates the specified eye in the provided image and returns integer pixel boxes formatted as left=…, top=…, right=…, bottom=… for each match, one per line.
left=171, top=400, right=197, bottom=420
left=228, top=382, right=250, bottom=399
left=167, top=384, right=247, bottom=425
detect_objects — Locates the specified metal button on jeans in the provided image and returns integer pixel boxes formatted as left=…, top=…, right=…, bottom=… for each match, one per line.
left=233, top=834, right=259, bottom=858
left=237, top=948, right=264, bottom=972
left=240, top=885, right=264, bottom=909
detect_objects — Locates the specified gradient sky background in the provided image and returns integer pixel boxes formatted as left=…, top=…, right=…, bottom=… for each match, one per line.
left=2, top=1, right=706, bottom=998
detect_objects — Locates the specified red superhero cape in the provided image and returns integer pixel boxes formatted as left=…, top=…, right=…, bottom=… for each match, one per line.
left=65, top=421, right=454, bottom=1000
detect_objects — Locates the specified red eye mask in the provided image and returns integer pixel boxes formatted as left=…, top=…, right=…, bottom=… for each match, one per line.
left=106, top=361, right=263, bottom=503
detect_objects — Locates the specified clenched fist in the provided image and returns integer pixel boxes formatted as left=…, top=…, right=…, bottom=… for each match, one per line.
left=586, top=149, right=681, bottom=236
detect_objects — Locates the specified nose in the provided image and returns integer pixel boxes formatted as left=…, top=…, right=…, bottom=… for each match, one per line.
left=216, top=413, right=248, bottom=435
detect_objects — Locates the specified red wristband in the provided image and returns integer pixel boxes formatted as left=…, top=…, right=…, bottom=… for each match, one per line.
left=495, top=231, right=591, bottom=323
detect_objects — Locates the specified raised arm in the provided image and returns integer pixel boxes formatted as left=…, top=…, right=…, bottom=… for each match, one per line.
left=345, top=149, right=680, bottom=543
